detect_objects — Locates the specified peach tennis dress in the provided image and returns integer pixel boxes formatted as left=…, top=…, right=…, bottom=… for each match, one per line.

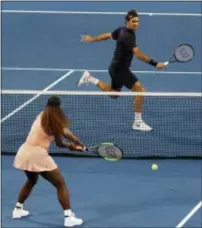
left=14, top=112, right=57, bottom=172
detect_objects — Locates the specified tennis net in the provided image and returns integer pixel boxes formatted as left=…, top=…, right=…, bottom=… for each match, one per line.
left=1, top=90, right=202, bottom=158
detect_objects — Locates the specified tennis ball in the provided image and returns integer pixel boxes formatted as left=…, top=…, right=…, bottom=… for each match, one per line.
left=151, top=163, right=158, bottom=171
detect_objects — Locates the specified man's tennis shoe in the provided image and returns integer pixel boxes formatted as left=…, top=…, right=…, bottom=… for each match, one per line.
left=64, top=213, right=83, bottom=227
left=77, top=71, right=91, bottom=87
left=133, top=121, right=152, bottom=132
left=12, top=207, right=30, bottom=219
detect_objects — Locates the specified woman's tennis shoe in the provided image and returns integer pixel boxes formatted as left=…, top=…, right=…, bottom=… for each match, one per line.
left=133, top=121, right=152, bottom=131
left=64, top=214, right=83, bottom=227
left=77, top=71, right=91, bottom=87
left=12, top=207, right=30, bottom=219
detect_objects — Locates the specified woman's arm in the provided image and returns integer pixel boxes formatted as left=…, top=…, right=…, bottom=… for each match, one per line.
left=55, top=134, right=84, bottom=151
left=63, top=128, right=84, bottom=147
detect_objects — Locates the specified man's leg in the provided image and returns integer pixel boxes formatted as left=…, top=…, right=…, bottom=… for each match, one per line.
left=77, top=70, right=122, bottom=97
left=77, top=70, right=111, bottom=91
left=121, top=68, right=152, bottom=132
left=131, top=81, right=152, bottom=131
left=131, top=81, right=144, bottom=113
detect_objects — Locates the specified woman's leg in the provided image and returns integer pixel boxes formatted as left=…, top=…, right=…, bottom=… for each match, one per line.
left=40, top=168, right=83, bottom=226
left=40, top=168, right=70, bottom=210
left=13, top=171, right=38, bottom=219
left=17, top=171, right=39, bottom=204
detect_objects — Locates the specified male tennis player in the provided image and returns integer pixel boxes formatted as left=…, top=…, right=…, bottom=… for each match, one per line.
left=77, top=9, right=166, bottom=131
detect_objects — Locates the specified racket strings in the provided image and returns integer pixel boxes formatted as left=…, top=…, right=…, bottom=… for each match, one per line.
left=98, top=145, right=122, bottom=159
left=175, top=44, right=194, bottom=62
left=166, top=44, right=194, bottom=65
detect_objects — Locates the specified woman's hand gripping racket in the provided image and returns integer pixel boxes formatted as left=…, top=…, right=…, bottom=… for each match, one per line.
left=164, top=44, right=195, bottom=66
left=84, top=142, right=123, bottom=161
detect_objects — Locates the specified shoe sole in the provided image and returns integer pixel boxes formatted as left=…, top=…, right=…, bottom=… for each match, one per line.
left=12, top=213, right=30, bottom=219
left=64, top=221, right=83, bottom=227
left=12, top=215, right=29, bottom=219
left=133, top=126, right=153, bottom=132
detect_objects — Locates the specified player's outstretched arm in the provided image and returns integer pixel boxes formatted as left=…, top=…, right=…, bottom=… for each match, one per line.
left=81, top=33, right=112, bottom=42
left=133, top=47, right=165, bottom=69
left=55, top=134, right=84, bottom=151
left=63, top=128, right=84, bottom=147
left=54, top=129, right=85, bottom=152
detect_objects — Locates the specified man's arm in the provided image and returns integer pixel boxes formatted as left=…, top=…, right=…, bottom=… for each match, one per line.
left=133, top=47, right=166, bottom=69
left=133, top=47, right=154, bottom=63
left=81, top=33, right=112, bottom=42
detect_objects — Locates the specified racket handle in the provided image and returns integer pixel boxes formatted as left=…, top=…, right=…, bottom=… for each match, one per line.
left=85, top=147, right=98, bottom=155
left=164, top=61, right=169, bottom=66
left=84, top=147, right=94, bottom=153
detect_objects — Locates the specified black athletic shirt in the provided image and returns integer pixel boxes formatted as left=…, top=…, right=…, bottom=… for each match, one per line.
left=111, top=27, right=137, bottom=67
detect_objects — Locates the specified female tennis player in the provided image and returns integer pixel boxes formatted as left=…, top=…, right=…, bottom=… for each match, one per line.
left=77, top=9, right=166, bottom=132
left=12, top=96, right=84, bottom=227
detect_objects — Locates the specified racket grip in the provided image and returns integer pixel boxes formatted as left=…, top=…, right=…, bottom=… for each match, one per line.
left=84, top=147, right=94, bottom=153
left=164, top=61, right=169, bottom=66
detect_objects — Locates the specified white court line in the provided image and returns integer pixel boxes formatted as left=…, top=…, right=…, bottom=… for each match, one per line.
left=2, top=67, right=202, bottom=75
left=1, top=70, right=74, bottom=123
left=176, top=201, right=202, bottom=228
left=2, top=10, right=202, bottom=16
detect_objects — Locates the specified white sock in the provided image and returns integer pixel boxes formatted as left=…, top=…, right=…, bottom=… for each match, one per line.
left=64, top=209, right=73, bottom=217
left=134, top=112, right=142, bottom=123
left=88, top=75, right=99, bottom=85
left=16, top=202, right=23, bottom=209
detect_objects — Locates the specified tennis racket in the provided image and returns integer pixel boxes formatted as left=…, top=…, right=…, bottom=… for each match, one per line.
left=164, top=44, right=195, bottom=66
left=84, top=142, right=123, bottom=161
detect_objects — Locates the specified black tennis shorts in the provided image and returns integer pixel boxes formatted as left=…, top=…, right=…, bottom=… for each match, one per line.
left=108, top=62, right=138, bottom=90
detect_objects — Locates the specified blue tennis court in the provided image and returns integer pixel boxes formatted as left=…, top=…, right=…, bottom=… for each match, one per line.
left=1, top=2, right=202, bottom=227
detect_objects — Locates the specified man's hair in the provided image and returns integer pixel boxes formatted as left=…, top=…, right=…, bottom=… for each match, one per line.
left=125, top=9, right=138, bottom=21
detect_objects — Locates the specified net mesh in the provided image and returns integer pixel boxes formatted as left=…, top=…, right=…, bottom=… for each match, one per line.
left=1, top=90, right=202, bottom=158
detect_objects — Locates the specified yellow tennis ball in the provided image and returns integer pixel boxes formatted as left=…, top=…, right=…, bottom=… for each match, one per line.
left=151, top=164, right=158, bottom=171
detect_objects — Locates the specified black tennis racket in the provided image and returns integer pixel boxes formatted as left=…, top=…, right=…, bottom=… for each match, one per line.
left=85, top=142, right=123, bottom=161
left=164, top=44, right=195, bottom=66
